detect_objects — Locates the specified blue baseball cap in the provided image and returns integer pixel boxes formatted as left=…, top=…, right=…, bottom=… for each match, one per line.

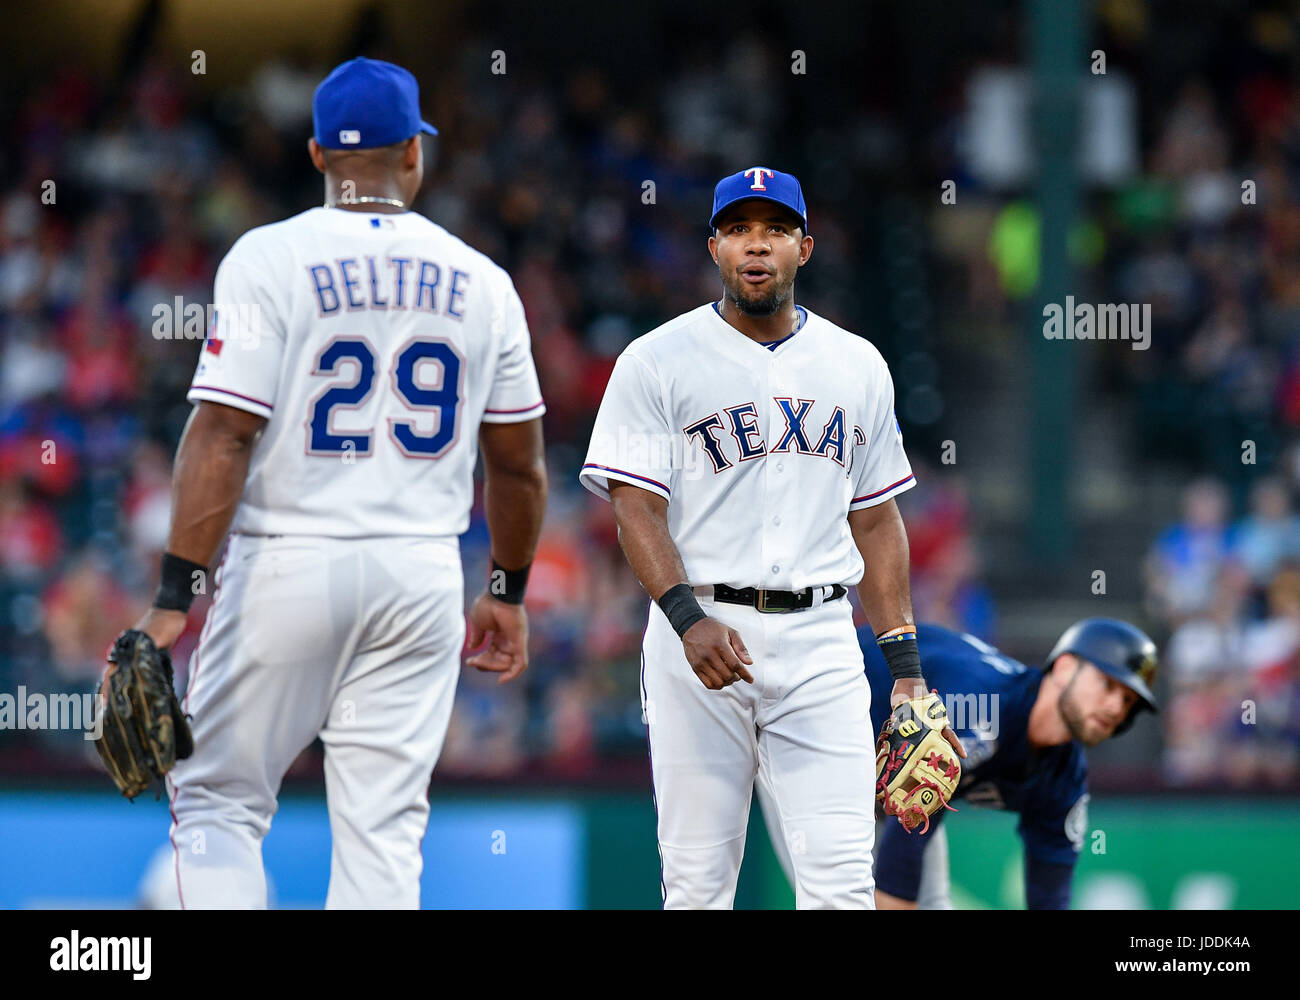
left=710, top=167, right=808, bottom=233
left=313, top=57, right=438, bottom=150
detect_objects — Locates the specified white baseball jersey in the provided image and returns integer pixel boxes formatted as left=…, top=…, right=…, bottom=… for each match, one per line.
left=188, top=206, right=545, bottom=537
left=582, top=301, right=915, bottom=909
left=168, top=206, right=543, bottom=909
left=580, top=302, right=914, bottom=590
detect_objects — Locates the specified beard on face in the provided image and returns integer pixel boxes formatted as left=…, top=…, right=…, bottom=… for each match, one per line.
left=721, top=268, right=794, bottom=316
left=1058, top=669, right=1116, bottom=746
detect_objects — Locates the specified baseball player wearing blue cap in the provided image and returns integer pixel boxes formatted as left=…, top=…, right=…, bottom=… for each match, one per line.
left=581, top=167, right=964, bottom=908
left=128, top=56, right=548, bottom=908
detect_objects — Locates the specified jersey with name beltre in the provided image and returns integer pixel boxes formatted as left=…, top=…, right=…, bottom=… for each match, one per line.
left=188, top=207, right=545, bottom=538
left=863, top=624, right=1090, bottom=900
left=580, top=303, right=914, bottom=589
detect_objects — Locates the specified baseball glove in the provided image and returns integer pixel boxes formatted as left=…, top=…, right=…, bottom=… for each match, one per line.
left=875, top=691, right=961, bottom=834
left=94, top=629, right=193, bottom=800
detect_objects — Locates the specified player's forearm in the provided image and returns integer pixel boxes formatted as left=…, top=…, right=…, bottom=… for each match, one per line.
left=166, top=405, right=261, bottom=567
left=850, top=500, right=915, bottom=634
left=479, top=418, right=547, bottom=571
left=483, top=457, right=547, bottom=570
left=609, top=484, right=689, bottom=600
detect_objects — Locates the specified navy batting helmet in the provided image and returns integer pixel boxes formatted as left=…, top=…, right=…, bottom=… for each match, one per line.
left=1045, top=618, right=1159, bottom=732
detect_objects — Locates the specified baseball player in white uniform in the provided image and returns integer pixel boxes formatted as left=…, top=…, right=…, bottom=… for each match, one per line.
left=112, top=58, right=548, bottom=908
left=581, top=167, right=964, bottom=909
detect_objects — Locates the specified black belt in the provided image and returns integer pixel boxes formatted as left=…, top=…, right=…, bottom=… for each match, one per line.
left=703, top=583, right=847, bottom=614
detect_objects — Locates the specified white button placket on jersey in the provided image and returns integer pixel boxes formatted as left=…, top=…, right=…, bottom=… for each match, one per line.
left=765, top=359, right=787, bottom=587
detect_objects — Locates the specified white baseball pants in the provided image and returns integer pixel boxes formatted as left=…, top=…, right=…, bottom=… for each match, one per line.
left=166, top=533, right=465, bottom=909
left=759, top=788, right=955, bottom=909
left=640, top=593, right=877, bottom=909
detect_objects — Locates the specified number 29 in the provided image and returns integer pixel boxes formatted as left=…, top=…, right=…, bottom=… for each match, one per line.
left=306, top=336, right=463, bottom=458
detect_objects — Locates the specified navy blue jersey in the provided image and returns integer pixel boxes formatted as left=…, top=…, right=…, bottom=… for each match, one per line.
left=864, top=624, right=1089, bottom=908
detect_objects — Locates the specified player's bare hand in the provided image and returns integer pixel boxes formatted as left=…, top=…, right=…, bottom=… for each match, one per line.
left=99, top=608, right=187, bottom=691
left=465, top=592, right=529, bottom=684
left=134, top=608, right=188, bottom=651
left=890, top=678, right=967, bottom=758
left=682, top=618, right=754, bottom=690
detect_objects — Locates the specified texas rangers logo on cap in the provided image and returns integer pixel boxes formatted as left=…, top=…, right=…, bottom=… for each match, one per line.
left=710, top=166, right=809, bottom=234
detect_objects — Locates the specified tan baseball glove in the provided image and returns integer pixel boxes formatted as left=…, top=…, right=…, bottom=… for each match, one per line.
left=875, top=691, right=961, bottom=834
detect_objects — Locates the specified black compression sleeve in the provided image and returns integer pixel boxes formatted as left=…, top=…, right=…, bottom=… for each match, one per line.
left=878, top=631, right=923, bottom=680
left=154, top=552, right=208, bottom=613
left=657, top=584, right=707, bottom=638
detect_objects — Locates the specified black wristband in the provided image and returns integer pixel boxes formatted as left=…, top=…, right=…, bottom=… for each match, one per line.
left=154, top=552, right=209, bottom=613
left=657, top=583, right=707, bottom=639
left=489, top=560, right=531, bottom=605
left=878, top=633, right=923, bottom=680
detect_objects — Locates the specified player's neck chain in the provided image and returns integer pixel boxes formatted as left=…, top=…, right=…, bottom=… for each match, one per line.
left=325, top=196, right=407, bottom=209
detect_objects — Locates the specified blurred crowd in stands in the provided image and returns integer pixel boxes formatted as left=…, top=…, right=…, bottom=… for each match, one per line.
left=1148, top=475, right=1300, bottom=788
left=2, top=4, right=1297, bottom=789
left=1126, top=17, right=1300, bottom=789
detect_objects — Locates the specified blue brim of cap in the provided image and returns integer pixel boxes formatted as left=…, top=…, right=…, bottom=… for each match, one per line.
left=709, top=195, right=806, bottom=231
left=420, top=120, right=439, bottom=136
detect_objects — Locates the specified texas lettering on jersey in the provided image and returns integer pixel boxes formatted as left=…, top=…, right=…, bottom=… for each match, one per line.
left=684, top=398, right=853, bottom=472
left=581, top=302, right=914, bottom=591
